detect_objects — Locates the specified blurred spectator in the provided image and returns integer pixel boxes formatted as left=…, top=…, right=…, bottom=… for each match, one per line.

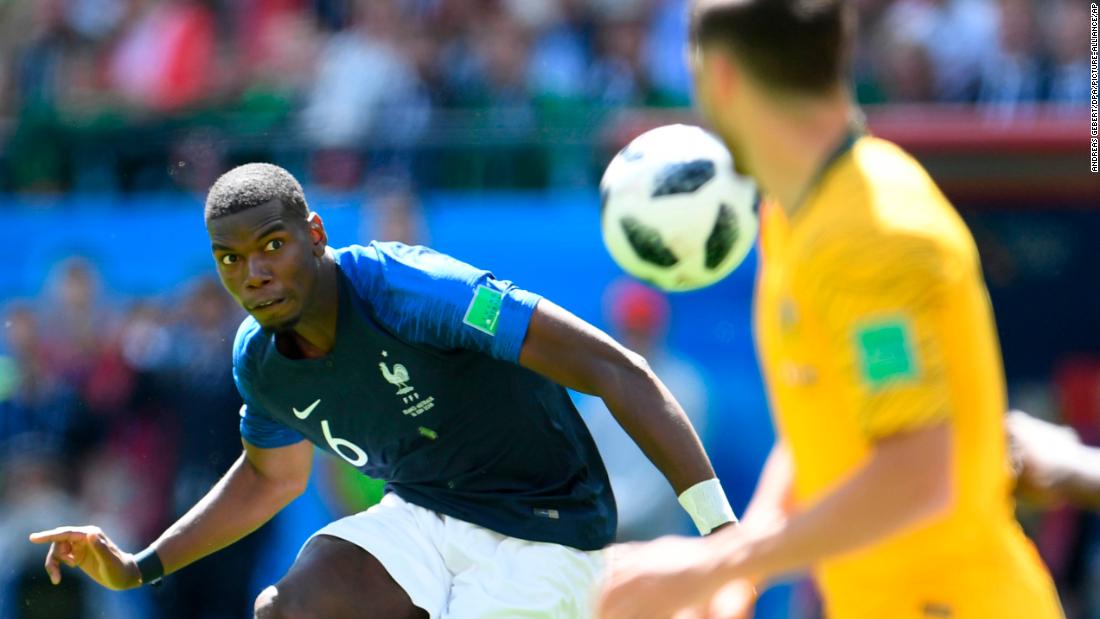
left=923, top=0, right=998, bottom=102
left=0, top=303, right=79, bottom=459
left=39, top=258, right=110, bottom=385
left=8, top=0, right=73, bottom=113
left=162, top=277, right=242, bottom=510
left=41, top=259, right=140, bottom=447
left=300, top=0, right=430, bottom=189
left=643, top=0, right=692, bottom=106
left=445, top=8, right=533, bottom=109
left=3, top=0, right=80, bottom=191
left=978, top=0, right=1044, bottom=115
left=361, top=175, right=429, bottom=246
left=73, top=299, right=175, bottom=545
left=64, top=0, right=127, bottom=42
left=874, top=0, right=997, bottom=102
left=578, top=278, right=709, bottom=541
left=0, top=449, right=86, bottom=619
left=232, top=7, right=319, bottom=134
left=107, top=0, right=217, bottom=112
left=868, top=24, right=938, bottom=102
left=524, top=0, right=589, bottom=103
left=152, top=277, right=267, bottom=619
left=1044, top=0, right=1092, bottom=106
left=436, top=8, right=548, bottom=187
left=588, top=10, right=650, bottom=106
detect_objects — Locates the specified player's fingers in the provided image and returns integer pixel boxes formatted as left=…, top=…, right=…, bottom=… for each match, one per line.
left=43, top=542, right=63, bottom=585
left=57, top=541, right=79, bottom=567
left=29, top=527, right=93, bottom=544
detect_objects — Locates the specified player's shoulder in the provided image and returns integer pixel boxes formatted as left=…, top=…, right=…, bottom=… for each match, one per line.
left=813, top=137, right=971, bottom=252
left=797, top=138, right=977, bottom=287
left=232, top=314, right=266, bottom=374
left=335, top=241, right=488, bottom=297
left=334, top=241, right=495, bottom=317
left=854, top=137, right=963, bottom=234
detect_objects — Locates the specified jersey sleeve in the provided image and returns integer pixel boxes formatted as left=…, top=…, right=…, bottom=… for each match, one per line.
left=234, top=367, right=305, bottom=448
left=343, top=243, right=542, bottom=362
left=232, top=320, right=305, bottom=448
left=800, top=229, right=962, bottom=441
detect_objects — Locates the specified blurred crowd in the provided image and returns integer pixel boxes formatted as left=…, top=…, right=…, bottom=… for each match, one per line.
left=0, top=0, right=1098, bottom=616
left=0, top=0, right=1093, bottom=193
left=854, top=0, right=1091, bottom=107
left=0, top=257, right=269, bottom=618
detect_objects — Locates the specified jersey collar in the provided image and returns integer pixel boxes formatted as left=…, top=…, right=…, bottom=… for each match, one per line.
left=789, top=113, right=866, bottom=220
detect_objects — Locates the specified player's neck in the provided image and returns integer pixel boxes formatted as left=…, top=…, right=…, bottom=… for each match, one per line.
left=288, top=256, right=340, bottom=358
left=748, top=91, right=854, bottom=221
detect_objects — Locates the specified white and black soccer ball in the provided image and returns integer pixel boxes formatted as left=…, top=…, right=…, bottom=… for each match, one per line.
left=600, top=124, right=758, bottom=292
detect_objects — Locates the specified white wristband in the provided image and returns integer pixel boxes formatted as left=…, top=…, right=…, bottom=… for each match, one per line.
left=678, top=478, right=737, bottom=535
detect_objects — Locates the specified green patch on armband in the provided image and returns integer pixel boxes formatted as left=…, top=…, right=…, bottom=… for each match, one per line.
left=856, top=318, right=917, bottom=387
left=463, top=285, right=503, bottom=336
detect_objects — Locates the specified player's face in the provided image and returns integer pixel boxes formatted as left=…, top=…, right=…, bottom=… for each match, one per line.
left=690, top=45, right=749, bottom=175
left=689, top=43, right=720, bottom=126
left=207, top=200, right=326, bottom=332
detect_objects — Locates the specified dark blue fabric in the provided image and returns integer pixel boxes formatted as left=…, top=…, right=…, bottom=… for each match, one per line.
left=233, top=242, right=616, bottom=550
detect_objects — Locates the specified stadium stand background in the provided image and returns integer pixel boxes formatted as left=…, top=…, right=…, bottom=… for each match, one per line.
left=0, top=0, right=1096, bottom=617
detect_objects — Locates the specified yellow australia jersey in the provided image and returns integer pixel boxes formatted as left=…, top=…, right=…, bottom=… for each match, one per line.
left=755, top=135, right=1063, bottom=619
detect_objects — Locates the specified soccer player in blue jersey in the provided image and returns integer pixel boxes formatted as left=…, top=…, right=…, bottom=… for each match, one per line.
left=29, top=163, right=736, bottom=619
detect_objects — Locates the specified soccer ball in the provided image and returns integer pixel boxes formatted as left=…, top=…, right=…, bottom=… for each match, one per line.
left=600, top=124, right=758, bottom=292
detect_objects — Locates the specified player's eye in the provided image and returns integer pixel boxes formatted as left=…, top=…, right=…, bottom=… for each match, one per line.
left=264, top=239, right=284, bottom=252
left=220, top=254, right=238, bottom=266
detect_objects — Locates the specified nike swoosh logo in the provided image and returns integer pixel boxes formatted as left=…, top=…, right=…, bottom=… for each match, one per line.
left=292, top=399, right=321, bottom=420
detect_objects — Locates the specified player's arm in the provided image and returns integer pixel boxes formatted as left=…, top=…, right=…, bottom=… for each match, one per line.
left=29, top=438, right=313, bottom=589
left=599, top=425, right=951, bottom=618
left=519, top=299, right=728, bottom=522
left=738, top=442, right=795, bottom=535
left=679, top=442, right=795, bottom=618
left=364, top=244, right=731, bottom=529
left=713, top=422, right=951, bottom=579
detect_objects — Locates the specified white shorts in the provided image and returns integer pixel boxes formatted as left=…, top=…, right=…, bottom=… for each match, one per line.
left=305, top=493, right=607, bottom=619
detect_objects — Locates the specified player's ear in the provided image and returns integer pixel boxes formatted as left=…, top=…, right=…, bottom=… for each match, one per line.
left=691, top=44, right=737, bottom=115
left=710, top=49, right=740, bottom=105
left=307, top=212, right=327, bottom=256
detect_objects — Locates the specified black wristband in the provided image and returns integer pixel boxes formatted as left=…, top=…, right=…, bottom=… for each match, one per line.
left=134, top=548, right=165, bottom=587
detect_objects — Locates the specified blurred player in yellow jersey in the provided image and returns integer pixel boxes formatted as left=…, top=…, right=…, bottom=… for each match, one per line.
left=597, top=1, right=1065, bottom=618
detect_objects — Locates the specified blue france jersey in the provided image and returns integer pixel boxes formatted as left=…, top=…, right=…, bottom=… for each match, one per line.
left=232, top=242, right=616, bottom=550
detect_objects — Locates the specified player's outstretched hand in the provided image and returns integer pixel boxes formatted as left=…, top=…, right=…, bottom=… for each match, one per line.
left=1006, top=409, right=1083, bottom=506
left=28, top=526, right=140, bottom=590
left=598, top=536, right=728, bottom=619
